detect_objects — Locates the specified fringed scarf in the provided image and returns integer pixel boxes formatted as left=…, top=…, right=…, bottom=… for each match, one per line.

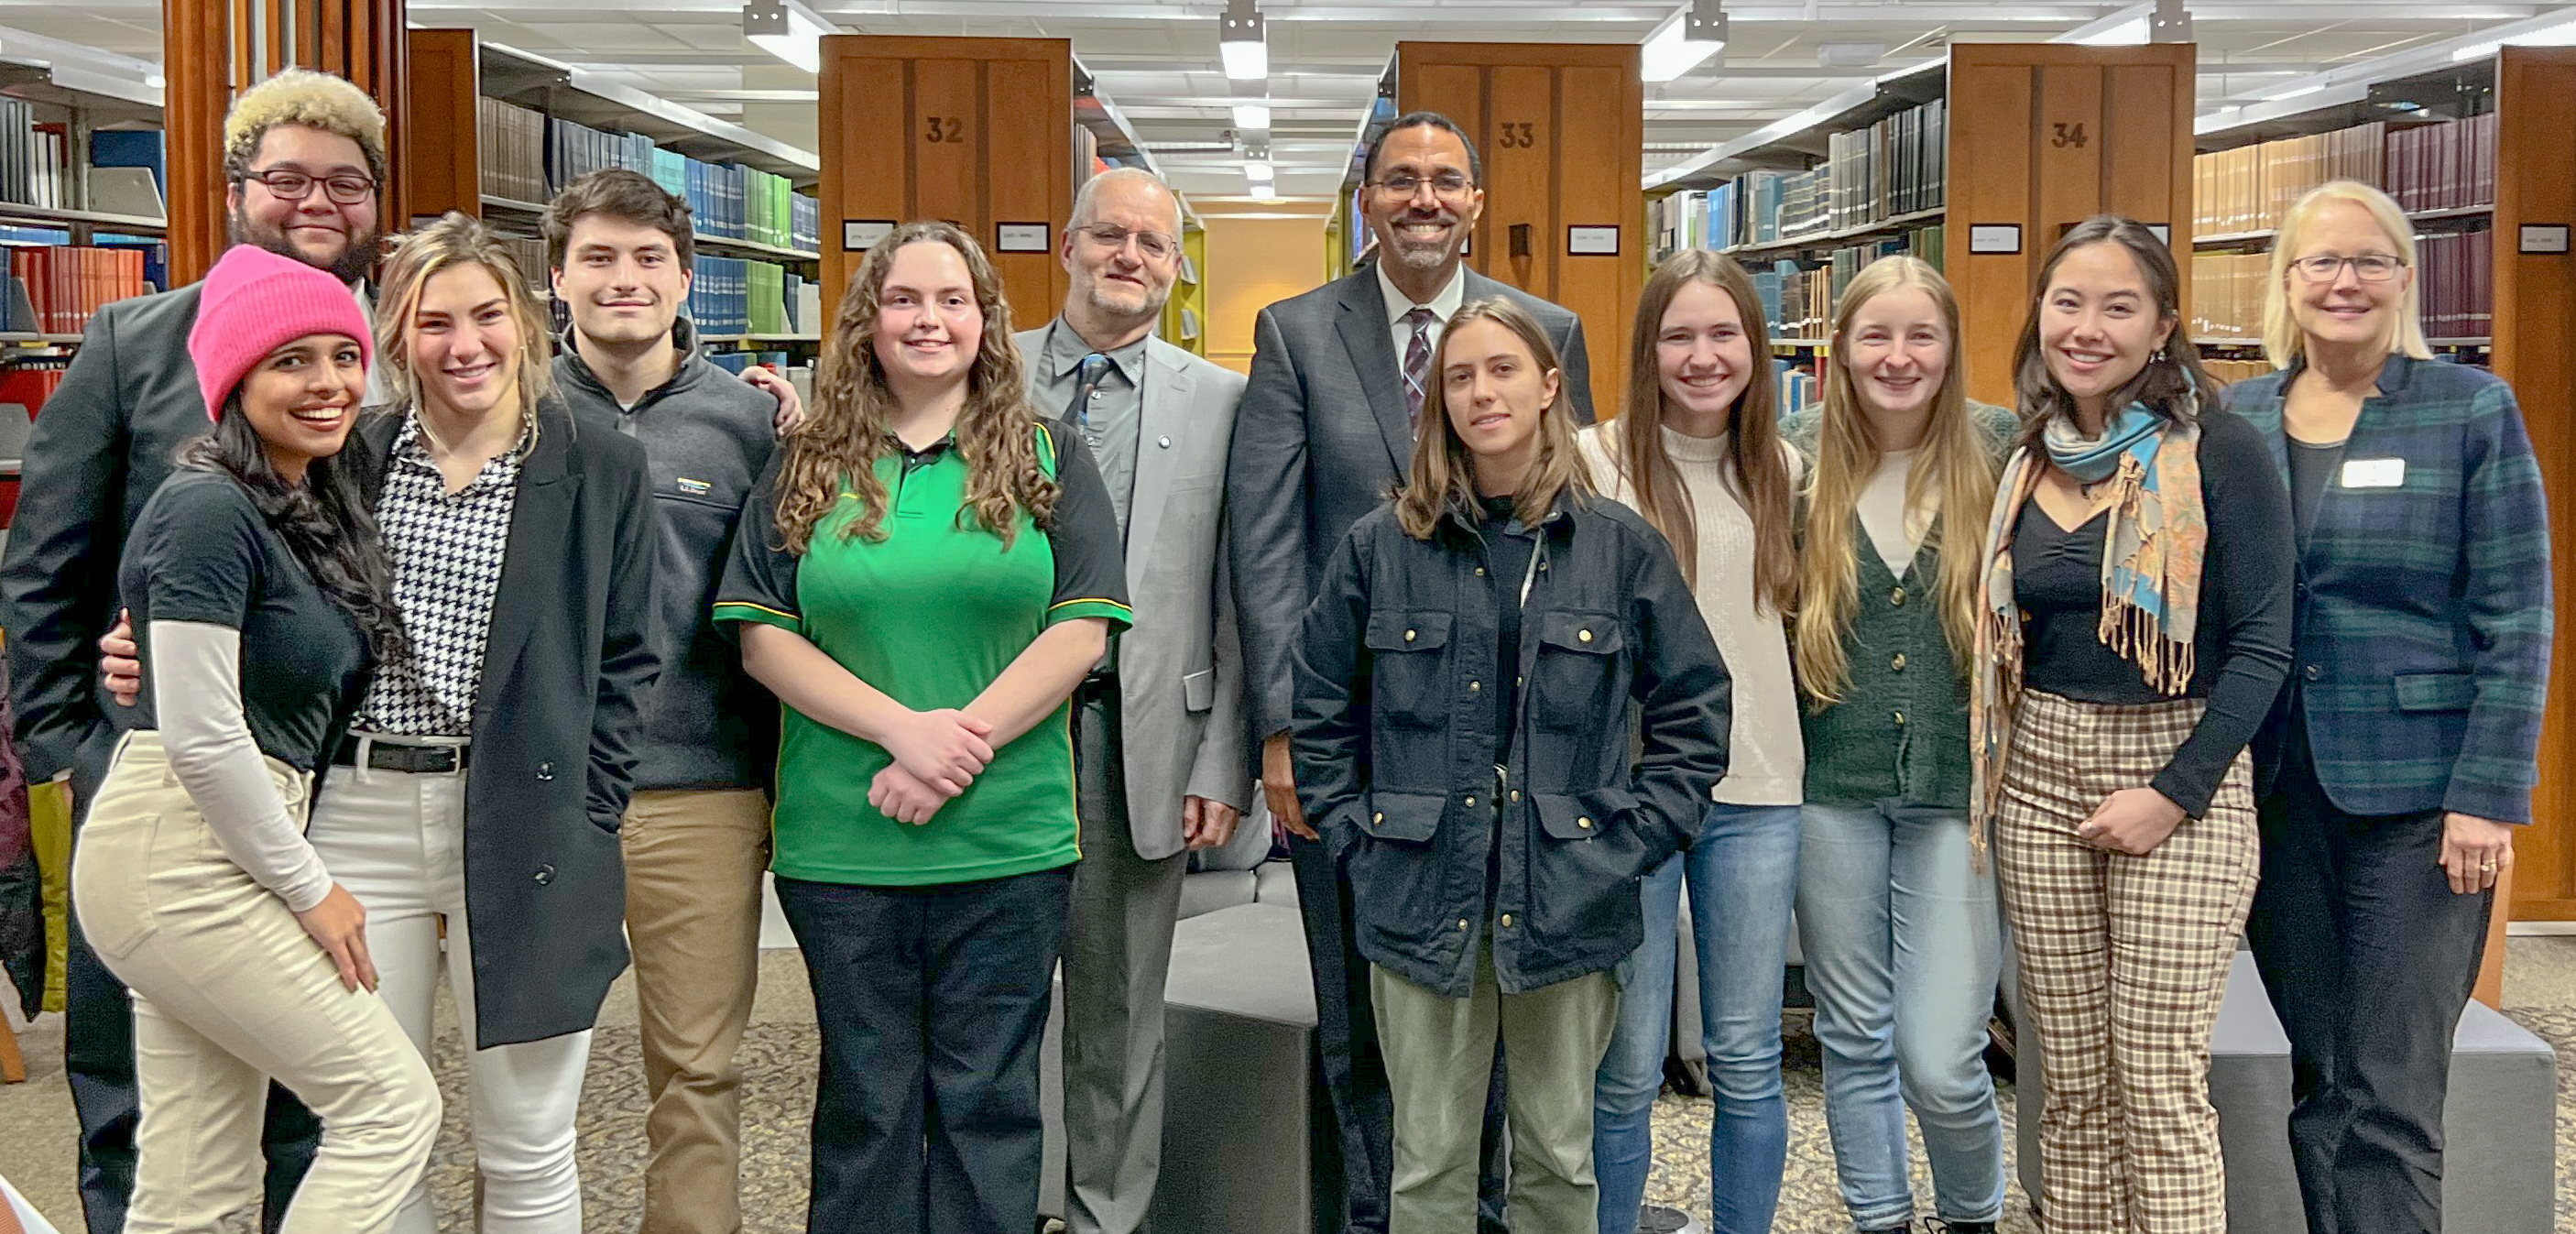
left=1969, top=399, right=2209, bottom=871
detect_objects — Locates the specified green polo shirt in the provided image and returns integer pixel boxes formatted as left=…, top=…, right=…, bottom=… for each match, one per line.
left=715, top=419, right=1131, bottom=886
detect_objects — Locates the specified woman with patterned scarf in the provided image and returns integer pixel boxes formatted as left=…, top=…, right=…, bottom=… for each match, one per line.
left=1970, top=215, right=2295, bottom=1234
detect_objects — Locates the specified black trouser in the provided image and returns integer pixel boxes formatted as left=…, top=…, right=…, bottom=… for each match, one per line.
left=2245, top=720, right=2493, bottom=1234
left=1288, top=831, right=1510, bottom=1234
left=63, top=733, right=319, bottom=1234
left=776, top=866, right=1074, bottom=1234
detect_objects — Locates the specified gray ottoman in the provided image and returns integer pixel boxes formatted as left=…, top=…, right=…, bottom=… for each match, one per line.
left=1041, top=901, right=1329, bottom=1231
left=2012, top=950, right=2556, bottom=1230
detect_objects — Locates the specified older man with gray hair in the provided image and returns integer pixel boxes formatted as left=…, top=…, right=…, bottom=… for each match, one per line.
left=1015, top=167, right=1250, bottom=1234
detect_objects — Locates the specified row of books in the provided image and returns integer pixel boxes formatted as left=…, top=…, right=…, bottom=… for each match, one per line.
left=1824, top=99, right=1948, bottom=230
left=0, top=104, right=74, bottom=214
left=684, top=257, right=816, bottom=339
left=478, top=98, right=821, bottom=255
left=2194, top=113, right=2496, bottom=235
left=0, top=117, right=167, bottom=220
left=2, top=246, right=151, bottom=334
left=2386, top=113, right=2497, bottom=216
left=2191, top=226, right=2494, bottom=344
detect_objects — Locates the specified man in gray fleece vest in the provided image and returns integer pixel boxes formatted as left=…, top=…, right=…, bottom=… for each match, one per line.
left=542, top=169, right=789, bottom=1234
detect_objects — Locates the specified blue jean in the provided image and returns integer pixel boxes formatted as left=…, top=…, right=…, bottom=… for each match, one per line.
left=1796, top=802, right=2006, bottom=1230
left=1593, top=803, right=1801, bottom=1234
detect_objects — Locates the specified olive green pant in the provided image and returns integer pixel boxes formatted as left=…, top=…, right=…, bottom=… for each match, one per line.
left=1370, top=943, right=1620, bottom=1234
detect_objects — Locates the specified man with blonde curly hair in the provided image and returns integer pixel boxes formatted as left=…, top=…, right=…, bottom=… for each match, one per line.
left=0, top=65, right=393, bottom=1234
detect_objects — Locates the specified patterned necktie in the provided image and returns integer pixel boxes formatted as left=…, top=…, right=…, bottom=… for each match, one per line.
left=1065, top=353, right=1108, bottom=449
left=1401, top=308, right=1437, bottom=432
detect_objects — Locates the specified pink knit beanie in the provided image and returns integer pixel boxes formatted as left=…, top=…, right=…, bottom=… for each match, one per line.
left=187, top=245, right=376, bottom=423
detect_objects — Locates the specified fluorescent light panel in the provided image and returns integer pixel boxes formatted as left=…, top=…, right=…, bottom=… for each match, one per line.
left=1640, top=3, right=1726, bottom=83
left=1220, top=0, right=1267, bottom=81
left=1232, top=102, right=1272, bottom=130
left=1246, top=159, right=1274, bottom=180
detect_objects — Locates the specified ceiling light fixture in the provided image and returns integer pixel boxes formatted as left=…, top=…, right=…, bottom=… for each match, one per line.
left=1233, top=102, right=1272, bottom=131
left=1220, top=0, right=1267, bottom=82
left=1250, top=182, right=1278, bottom=201
left=1246, top=159, right=1275, bottom=180
left=743, top=0, right=834, bottom=74
left=1640, top=0, right=1727, bottom=83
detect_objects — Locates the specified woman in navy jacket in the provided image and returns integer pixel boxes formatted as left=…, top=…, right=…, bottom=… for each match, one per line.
left=2237, top=180, right=2553, bottom=1234
left=1291, top=297, right=1730, bottom=1234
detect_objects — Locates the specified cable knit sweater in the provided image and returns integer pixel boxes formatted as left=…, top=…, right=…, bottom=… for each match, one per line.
left=1577, top=423, right=1803, bottom=806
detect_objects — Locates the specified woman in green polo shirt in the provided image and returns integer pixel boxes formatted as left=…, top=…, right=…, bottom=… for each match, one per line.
left=715, top=221, right=1130, bottom=1234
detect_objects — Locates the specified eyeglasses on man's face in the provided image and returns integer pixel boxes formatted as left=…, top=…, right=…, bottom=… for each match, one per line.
left=1080, top=224, right=1179, bottom=262
left=2290, top=253, right=2405, bottom=283
left=244, top=168, right=378, bottom=206
left=1371, top=172, right=1474, bottom=202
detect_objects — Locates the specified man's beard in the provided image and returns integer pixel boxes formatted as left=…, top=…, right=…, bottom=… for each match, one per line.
left=1082, top=278, right=1170, bottom=323
left=229, top=212, right=383, bottom=286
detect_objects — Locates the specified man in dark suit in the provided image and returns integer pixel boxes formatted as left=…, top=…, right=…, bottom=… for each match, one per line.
left=1226, top=109, right=1593, bottom=1234
left=0, top=67, right=397, bottom=1234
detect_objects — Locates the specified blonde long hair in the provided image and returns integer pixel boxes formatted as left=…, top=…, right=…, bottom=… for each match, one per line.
left=1608, top=250, right=1795, bottom=610
left=2262, top=180, right=2435, bottom=370
left=375, top=211, right=553, bottom=441
left=1795, top=257, right=1997, bottom=705
left=770, top=221, right=1053, bottom=554
left=1393, top=298, right=1592, bottom=538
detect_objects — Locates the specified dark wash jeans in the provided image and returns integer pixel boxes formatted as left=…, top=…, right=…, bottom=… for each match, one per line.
left=63, top=729, right=319, bottom=1234
left=776, top=866, right=1075, bottom=1234
left=2245, top=720, right=2493, bottom=1234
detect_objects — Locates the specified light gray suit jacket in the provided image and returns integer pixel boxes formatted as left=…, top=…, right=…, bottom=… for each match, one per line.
left=1020, top=324, right=1253, bottom=860
left=1225, top=267, right=1592, bottom=740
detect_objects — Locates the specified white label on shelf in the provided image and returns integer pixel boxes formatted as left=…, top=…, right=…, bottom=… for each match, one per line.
left=1566, top=225, right=1621, bottom=256
left=844, top=220, right=895, bottom=251
left=996, top=223, right=1052, bottom=253
left=2519, top=224, right=2572, bottom=255
left=1968, top=224, right=2022, bottom=255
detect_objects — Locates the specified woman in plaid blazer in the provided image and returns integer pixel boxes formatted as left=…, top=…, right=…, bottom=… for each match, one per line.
left=2235, top=180, right=2554, bottom=1234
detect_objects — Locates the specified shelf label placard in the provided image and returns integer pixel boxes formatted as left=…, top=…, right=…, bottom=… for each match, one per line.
left=845, top=220, right=895, bottom=252
left=1968, top=224, right=2023, bottom=256
left=2519, top=224, right=2572, bottom=255
left=1566, top=225, right=1621, bottom=257
left=997, top=223, right=1053, bottom=254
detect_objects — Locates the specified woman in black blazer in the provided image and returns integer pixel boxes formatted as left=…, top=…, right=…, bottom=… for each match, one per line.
left=114, top=213, right=656, bottom=1234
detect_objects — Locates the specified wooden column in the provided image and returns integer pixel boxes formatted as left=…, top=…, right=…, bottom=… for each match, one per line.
left=2493, top=48, right=2576, bottom=948
left=402, top=28, right=482, bottom=224
left=1396, top=42, right=1643, bottom=418
left=816, top=35, right=1073, bottom=314
left=1946, top=43, right=2197, bottom=407
left=162, top=0, right=407, bottom=285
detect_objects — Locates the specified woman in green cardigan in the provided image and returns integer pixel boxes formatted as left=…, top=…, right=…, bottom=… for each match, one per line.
left=1785, top=256, right=2014, bottom=1234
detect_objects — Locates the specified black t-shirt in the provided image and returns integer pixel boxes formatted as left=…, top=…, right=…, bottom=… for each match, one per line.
left=117, top=468, right=371, bottom=772
left=1476, top=496, right=1536, bottom=756
left=2288, top=435, right=2348, bottom=548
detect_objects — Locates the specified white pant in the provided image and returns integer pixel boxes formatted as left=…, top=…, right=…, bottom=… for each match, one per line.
left=306, top=739, right=592, bottom=1234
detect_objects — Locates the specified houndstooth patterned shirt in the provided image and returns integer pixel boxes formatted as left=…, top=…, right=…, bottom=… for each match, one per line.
left=355, top=411, right=527, bottom=737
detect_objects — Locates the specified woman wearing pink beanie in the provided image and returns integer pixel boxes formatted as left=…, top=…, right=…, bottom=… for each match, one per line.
left=68, top=242, right=439, bottom=1233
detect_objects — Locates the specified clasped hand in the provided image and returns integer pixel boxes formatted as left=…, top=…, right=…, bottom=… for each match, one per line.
left=868, top=708, right=995, bottom=824
left=2075, top=786, right=2187, bottom=856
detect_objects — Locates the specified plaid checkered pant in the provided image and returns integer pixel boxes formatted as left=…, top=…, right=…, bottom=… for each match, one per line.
left=1995, top=690, right=2259, bottom=1234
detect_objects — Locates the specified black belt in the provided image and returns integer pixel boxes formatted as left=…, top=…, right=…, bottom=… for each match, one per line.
left=333, top=736, right=471, bottom=775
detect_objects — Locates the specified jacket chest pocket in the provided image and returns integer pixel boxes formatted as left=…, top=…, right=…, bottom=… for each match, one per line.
left=1366, top=610, right=1454, bottom=730
left=1532, top=611, right=1625, bottom=734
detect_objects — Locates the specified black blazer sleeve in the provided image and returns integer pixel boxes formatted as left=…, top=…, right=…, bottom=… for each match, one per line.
left=587, top=435, right=661, bottom=830
left=1555, top=313, right=1597, bottom=424
left=1228, top=303, right=1313, bottom=741
left=1, top=310, right=131, bottom=780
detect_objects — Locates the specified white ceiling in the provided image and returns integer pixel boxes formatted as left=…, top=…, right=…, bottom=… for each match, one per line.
left=0, top=0, right=2564, bottom=201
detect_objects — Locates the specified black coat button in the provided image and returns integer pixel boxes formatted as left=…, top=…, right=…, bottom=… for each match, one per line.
left=532, top=865, right=555, bottom=885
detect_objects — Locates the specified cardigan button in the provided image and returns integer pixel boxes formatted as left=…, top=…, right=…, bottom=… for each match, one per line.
left=1891, top=653, right=1907, bottom=672
left=532, top=865, right=555, bottom=886
left=1890, top=586, right=1907, bottom=606
left=536, top=761, right=556, bottom=781
left=2304, top=664, right=2321, bottom=682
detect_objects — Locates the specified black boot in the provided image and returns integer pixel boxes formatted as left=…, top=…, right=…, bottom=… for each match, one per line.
left=1925, top=1219, right=1997, bottom=1234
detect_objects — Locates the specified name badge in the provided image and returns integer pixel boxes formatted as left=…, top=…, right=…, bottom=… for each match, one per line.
left=2341, top=457, right=2406, bottom=489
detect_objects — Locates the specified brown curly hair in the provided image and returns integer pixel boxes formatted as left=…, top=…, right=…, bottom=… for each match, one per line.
left=770, top=221, right=1054, bottom=553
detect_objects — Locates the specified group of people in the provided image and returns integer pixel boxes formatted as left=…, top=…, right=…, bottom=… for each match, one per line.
left=0, top=63, right=2549, bottom=1234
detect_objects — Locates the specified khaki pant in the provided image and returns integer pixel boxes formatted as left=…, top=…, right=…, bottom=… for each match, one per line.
left=621, top=787, right=773, bottom=1234
left=70, top=731, right=440, bottom=1234
left=1371, top=945, right=1620, bottom=1234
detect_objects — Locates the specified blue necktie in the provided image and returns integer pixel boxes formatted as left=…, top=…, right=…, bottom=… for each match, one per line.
left=1066, top=353, right=1108, bottom=450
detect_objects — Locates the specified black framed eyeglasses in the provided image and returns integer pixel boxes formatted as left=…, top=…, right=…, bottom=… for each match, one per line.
left=243, top=168, right=377, bottom=205
left=2289, top=253, right=2406, bottom=283
left=1371, top=172, right=1473, bottom=201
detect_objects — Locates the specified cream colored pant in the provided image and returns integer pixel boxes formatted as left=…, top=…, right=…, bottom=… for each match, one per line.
left=71, top=731, right=440, bottom=1234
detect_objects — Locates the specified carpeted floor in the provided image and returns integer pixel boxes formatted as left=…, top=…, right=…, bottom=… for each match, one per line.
left=8, top=940, right=2576, bottom=1232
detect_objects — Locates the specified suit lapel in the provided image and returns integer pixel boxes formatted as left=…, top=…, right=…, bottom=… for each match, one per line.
left=474, top=414, right=578, bottom=726
left=1332, top=273, right=1414, bottom=473
left=1126, top=341, right=1194, bottom=596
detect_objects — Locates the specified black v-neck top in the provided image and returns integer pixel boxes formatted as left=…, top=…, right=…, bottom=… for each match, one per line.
left=2006, top=406, right=2297, bottom=816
